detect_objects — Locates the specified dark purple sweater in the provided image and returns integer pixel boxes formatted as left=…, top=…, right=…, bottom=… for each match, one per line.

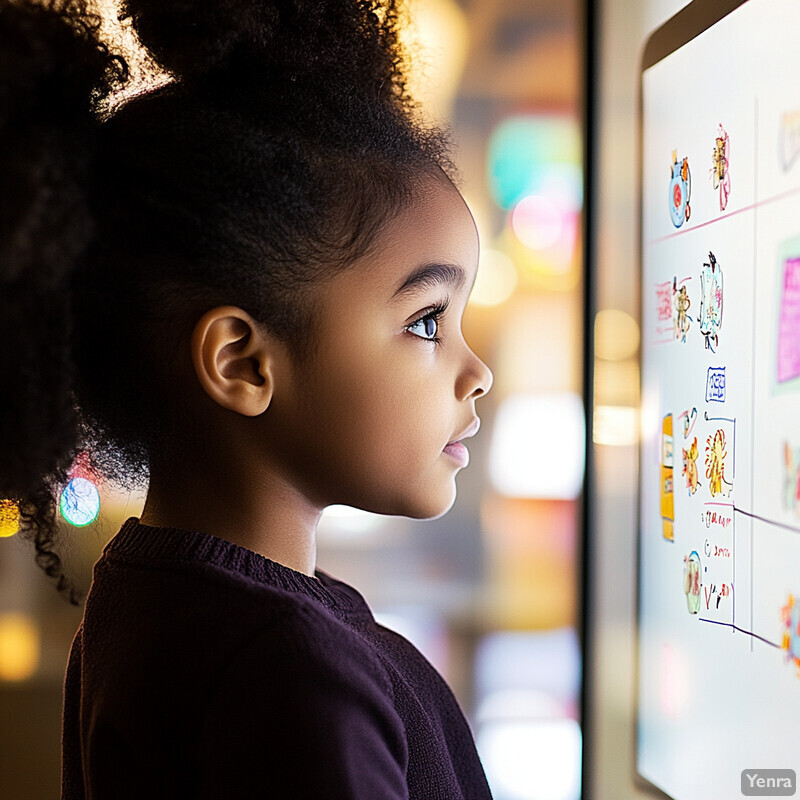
left=61, top=517, right=493, bottom=799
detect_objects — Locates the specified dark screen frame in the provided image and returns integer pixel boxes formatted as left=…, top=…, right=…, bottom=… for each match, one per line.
left=579, top=0, right=595, bottom=797
left=634, top=1, right=749, bottom=798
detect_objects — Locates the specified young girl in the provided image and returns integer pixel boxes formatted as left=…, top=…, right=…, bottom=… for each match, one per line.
left=1, top=0, right=494, bottom=796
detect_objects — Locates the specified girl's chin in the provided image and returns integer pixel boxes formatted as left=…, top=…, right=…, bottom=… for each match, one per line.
left=341, top=473, right=458, bottom=520
left=405, top=486, right=458, bottom=521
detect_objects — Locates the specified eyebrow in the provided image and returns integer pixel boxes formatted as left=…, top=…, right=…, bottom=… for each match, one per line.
left=391, top=263, right=466, bottom=300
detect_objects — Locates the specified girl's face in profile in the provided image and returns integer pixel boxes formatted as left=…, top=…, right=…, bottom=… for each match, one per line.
left=266, top=175, right=493, bottom=519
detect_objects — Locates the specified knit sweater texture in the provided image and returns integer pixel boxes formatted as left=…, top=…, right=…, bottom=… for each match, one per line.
left=61, top=517, right=494, bottom=799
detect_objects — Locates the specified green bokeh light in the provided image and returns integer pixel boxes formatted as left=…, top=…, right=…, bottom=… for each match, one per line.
left=488, top=115, right=582, bottom=210
left=59, top=477, right=101, bottom=527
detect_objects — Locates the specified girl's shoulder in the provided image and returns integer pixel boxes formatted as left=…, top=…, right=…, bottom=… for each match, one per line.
left=84, top=517, right=386, bottom=673
left=95, top=516, right=368, bottom=614
left=79, top=518, right=398, bottom=717
left=67, top=523, right=411, bottom=798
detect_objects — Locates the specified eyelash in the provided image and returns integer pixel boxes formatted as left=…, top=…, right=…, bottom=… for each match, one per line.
left=405, top=299, right=450, bottom=344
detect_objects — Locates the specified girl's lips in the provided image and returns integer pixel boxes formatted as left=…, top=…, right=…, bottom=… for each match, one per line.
left=442, top=441, right=469, bottom=467
left=443, top=417, right=479, bottom=468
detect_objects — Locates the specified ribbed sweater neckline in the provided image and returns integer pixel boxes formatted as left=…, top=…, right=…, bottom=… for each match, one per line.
left=103, top=517, right=367, bottom=618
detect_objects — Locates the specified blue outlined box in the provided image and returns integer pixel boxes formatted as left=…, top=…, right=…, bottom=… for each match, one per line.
left=705, top=367, right=726, bottom=403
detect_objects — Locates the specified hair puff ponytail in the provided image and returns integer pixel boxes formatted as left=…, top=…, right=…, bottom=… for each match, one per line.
left=0, top=0, right=127, bottom=602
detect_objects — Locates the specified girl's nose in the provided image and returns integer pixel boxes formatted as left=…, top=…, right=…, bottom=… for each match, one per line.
left=457, top=346, right=493, bottom=401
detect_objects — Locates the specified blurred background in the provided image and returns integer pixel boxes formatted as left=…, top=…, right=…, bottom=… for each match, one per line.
left=0, top=0, right=697, bottom=798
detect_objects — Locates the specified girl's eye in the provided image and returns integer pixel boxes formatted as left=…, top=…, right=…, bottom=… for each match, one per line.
left=407, top=314, right=439, bottom=340
left=405, top=300, right=448, bottom=343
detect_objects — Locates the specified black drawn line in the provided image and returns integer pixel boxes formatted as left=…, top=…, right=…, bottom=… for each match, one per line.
left=733, top=505, right=800, bottom=535
left=697, top=618, right=781, bottom=649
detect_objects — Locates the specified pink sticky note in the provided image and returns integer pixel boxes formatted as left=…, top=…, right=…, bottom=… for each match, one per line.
left=778, top=256, right=800, bottom=384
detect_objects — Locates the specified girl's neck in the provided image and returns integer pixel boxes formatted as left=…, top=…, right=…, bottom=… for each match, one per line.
left=139, top=449, right=322, bottom=577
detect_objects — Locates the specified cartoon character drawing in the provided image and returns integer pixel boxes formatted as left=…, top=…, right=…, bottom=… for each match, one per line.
left=705, top=428, right=733, bottom=497
left=669, top=151, right=692, bottom=228
left=780, top=110, right=800, bottom=173
left=699, top=251, right=723, bottom=352
left=683, top=551, right=702, bottom=614
left=682, top=437, right=701, bottom=495
left=662, top=414, right=675, bottom=541
left=679, top=407, right=697, bottom=439
left=710, top=123, right=731, bottom=211
left=781, top=594, right=800, bottom=673
left=784, top=442, right=800, bottom=518
left=673, top=278, right=692, bottom=342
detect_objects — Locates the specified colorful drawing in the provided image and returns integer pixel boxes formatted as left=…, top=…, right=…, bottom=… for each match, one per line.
left=710, top=123, right=731, bottom=211
left=702, top=580, right=732, bottom=612
left=705, top=429, right=733, bottom=498
left=702, top=507, right=733, bottom=532
left=778, top=254, right=800, bottom=384
left=780, top=110, right=800, bottom=172
left=781, top=595, right=800, bottom=674
left=682, top=437, right=701, bottom=496
left=678, top=407, right=697, bottom=439
left=784, top=442, right=800, bottom=518
left=656, top=281, right=672, bottom=323
left=683, top=551, right=702, bottom=614
left=669, top=151, right=692, bottom=228
left=673, top=277, right=692, bottom=342
left=661, top=414, right=675, bottom=541
left=699, top=252, right=723, bottom=352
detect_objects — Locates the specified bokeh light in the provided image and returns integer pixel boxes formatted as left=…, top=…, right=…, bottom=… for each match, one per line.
left=489, top=392, right=586, bottom=500
left=471, top=249, right=518, bottom=306
left=398, top=0, right=469, bottom=120
left=59, top=477, right=101, bottom=527
left=488, top=115, right=582, bottom=285
left=476, top=718, right=582, bottom=800
left=488, top=115, right=581, bottom=211
left=0, top=499, right=20, bottom=538
left=0, top=614, right=40, bottom=682
left=511, top=195, right=565, bottom=251
left=318, top=504, right=389, bottom=543
left=592, top=405, right=639, bottom=447
left=594, top=309, right=640, bottom=361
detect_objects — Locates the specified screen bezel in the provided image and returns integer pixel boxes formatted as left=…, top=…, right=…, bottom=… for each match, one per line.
left=634, top=1, right=749, bottom=797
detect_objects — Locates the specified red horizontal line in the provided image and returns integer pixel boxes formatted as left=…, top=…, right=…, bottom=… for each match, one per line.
left=648, top=183, right=800, bottom=245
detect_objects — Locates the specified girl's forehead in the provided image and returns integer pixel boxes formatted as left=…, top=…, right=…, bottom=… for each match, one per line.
left=363, top=180, right=479, bottom=282
left=306, top=178, right=479, bottom=316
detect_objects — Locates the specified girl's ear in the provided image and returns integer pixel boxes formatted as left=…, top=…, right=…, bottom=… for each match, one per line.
left=189, top=306, right=279, bottom=417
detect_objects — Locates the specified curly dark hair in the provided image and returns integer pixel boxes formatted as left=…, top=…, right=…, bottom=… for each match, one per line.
left=0, top=0, right=453, bottom=602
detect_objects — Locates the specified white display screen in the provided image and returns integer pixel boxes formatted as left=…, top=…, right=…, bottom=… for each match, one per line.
left=638, top=1, right=800, bottom=797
